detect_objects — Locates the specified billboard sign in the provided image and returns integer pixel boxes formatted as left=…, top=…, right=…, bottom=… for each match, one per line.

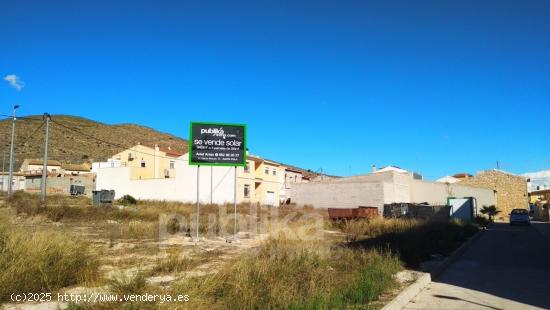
left=189, top=122, right=247, bottom=166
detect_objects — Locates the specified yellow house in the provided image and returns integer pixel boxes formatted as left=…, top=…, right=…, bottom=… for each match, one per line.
left=243, top=156, right=285, bottom=206
left=236, top=158, right=257, bottom=204
left=110, top=144, right=184, bottom=180
left=530, top=189, right=550, bottom=205
left=235, top=156, right=312, bottom=206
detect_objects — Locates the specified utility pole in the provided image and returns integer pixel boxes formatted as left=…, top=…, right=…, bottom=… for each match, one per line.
left=40, top=113, right=50, bottom=207
left=7, top=104, right=20, bottom=197
left=1, top=150, right=4, bottom=191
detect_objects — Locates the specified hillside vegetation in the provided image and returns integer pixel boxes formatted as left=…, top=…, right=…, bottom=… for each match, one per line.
left=0, top=115, right=188, bottom=169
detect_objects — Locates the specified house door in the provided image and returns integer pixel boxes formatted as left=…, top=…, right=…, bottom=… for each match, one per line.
left=266, top=191, right=275, bottom=206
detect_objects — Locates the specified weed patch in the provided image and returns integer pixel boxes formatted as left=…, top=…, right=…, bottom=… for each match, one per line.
left=0, top=214, right=100, bottom=301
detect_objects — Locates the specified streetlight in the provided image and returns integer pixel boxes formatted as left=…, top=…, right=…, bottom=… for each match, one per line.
left=7, top=104, right=20, bottom=196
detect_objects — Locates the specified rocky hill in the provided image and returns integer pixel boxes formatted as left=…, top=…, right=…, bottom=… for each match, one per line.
left=0, top=115, right=188, bottom=170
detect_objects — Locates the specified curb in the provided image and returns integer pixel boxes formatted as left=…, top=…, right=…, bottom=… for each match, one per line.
left=381, top=273, right=431, bottom=310
left=381, top=228, right=485, bottom=310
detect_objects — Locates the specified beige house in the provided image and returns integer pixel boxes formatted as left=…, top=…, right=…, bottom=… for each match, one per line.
left=19, top=159, right=62, bottom=173
left=110, top=144, right=184, bottom=180
left=215, top=157, right=312, bottom=206
left=62, top=163, right=91, bottom=175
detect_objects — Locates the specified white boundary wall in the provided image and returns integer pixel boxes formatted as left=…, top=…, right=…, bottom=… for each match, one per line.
left=96, top=155, right=236, bottom=204
left=410, top=180, right=495, bottom=207
left=291, top=171, right=496, bottom=212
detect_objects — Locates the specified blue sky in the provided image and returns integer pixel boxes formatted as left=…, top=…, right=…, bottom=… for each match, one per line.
left=1, top=0, right=549, bottom=178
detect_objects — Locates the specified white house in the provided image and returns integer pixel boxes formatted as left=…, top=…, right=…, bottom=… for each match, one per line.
left=0, top=173, right=26, bottom=191
left=19, top=159, right=62, bottom=174
left=523, top=169, right=550, bottom=192
left=92, top=159, right=122, bottom=172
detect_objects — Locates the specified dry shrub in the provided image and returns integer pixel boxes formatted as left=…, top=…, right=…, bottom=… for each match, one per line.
left=0, top=213, right=100, bottom=301
left=338, top=218, right=423, bottom=239
left=150, top=254, right=201, bottom=275
left=347, top=218, right=479, bottom=267
left=168, top=236, right=401, bottom=309
left=108, top=272, right=147, bottom=296
left=126, top=221, right=158, bottom=239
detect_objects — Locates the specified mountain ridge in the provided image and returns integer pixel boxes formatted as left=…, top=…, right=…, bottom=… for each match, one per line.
left=0, top=114, right=188, bottom=169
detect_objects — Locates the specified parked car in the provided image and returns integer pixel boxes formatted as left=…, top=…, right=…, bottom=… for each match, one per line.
left=509, top=209, right=530, bottom=226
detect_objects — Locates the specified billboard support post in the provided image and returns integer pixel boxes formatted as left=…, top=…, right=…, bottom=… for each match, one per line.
left=233, top=166, right=237, bottom=240
left=195, top=165, right=200, bottom=242
left=189, top=122, right=247, bottom=242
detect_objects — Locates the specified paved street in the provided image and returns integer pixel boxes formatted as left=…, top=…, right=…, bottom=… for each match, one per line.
left=405, top=222, right=550, bottom=310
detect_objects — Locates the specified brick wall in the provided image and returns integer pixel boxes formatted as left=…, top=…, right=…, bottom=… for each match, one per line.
left=460, top=170, right=528, bottom=219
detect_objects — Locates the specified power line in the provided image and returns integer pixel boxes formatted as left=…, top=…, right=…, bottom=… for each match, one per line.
left=0, top=118, right=47, bottom=147
left=18, top=120, right=45, bottom=147
left=0, top=119, right=46, bottom=171
left=47, top=120, right=103, bottom=150
left=50, top=118, right=189, bottom=162
left=0, top=114, right=44, bottom=122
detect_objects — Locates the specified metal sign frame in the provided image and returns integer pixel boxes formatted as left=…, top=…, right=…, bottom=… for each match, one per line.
left=188, top=122, right=247, bottom=167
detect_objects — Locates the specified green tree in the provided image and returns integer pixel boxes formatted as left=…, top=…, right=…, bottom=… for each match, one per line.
left=480, top=205, right=500, bottom=222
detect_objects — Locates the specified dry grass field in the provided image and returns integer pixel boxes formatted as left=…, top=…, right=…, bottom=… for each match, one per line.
left=0, top=192, right=479, bottom=309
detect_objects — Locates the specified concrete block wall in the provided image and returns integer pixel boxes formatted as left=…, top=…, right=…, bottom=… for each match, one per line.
left=25, top=175, right=96, bottom=195
left=291, top=181, right=385, bottom=212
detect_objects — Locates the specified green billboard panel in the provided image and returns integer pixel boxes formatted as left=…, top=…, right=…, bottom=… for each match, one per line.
left=189, top=122, right=247, bottom=167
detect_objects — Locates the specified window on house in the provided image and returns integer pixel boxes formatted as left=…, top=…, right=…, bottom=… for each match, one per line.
left=244, top=184, right=250, bottom=198
left=141, top=160, right=146, bottom=168
left=273, top=170, right=276, bottom=176
left=170, top=161, right=175, bottom=169
left=244, top=165, right=250, bottom=173
left=265, top=167, right=269, bottom=175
